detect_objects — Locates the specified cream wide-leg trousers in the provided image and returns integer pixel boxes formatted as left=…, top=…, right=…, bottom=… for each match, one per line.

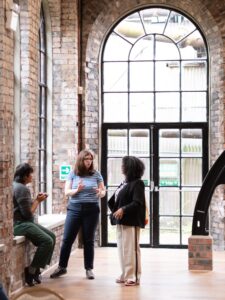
left=116, top=224, right=141, bottom=283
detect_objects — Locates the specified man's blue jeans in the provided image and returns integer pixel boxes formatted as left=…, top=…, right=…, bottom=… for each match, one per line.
left=59, top=202, right=100, bottom=270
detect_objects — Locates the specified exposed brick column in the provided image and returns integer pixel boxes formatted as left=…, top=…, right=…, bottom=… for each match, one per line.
left=0, top=0, right=15, bottom=292
left=188, top=235, right=213, bottom=271
left=20, top=0, right=41, bottom=168
left=48, top=0, right=79, bottom=213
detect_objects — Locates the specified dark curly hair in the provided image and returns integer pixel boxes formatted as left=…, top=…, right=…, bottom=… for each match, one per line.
left=14, top=163, right=34, bottom=183
left=122, top=156, right=145, bottom=182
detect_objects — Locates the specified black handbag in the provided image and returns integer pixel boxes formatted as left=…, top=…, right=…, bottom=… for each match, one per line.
left=109, top=213, right=117, bottom=225
left=108, top=194, right=117, bottom=225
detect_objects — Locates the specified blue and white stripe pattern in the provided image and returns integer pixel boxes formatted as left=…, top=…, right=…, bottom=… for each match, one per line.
left=67, top=170, right=103, bottom=204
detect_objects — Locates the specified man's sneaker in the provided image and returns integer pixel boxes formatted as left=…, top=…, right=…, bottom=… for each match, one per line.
left=86, top=269, right=95, bottom=280
left=50, top=266, right=67, bottom=278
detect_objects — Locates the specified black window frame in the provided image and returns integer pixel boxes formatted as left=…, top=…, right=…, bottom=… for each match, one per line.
left=38, top=3, right=47, bottom=215
left=100, top=6, right=209, bottom=248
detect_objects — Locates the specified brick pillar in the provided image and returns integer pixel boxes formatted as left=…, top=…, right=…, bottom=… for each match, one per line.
left=188, top=235, right=213, bottom=271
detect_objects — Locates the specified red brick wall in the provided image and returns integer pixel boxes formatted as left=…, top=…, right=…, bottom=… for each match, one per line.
left=0, top=0, right=16, bottom=292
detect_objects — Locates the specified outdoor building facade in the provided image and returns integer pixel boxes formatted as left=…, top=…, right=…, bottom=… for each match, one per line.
left=0, top=0, right=225, bottom=295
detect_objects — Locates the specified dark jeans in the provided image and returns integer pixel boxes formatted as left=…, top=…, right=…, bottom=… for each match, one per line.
left=14, top=222, right=56, bottom=269
left=0, top=283, right=8, bottom=300
left=59, top=202, right=100, bottom=270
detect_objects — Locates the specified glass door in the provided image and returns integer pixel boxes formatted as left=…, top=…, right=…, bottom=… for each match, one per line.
left=155, top=127, right=207, bottom=247
left=101, top=127, right=152, bottom=246
left=101, top=125, right=207, bottom=247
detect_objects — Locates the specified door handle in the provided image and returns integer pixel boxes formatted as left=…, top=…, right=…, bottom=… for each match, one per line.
left=154, top=186, right=159, bottom=192
left=150, top=180, right=154, bottom=192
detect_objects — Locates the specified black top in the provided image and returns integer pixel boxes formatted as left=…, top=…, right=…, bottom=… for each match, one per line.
left=108, top=179, right=146, bottom=228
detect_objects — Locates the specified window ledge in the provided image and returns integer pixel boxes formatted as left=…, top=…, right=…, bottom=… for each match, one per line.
left=38, top=213, right=66, bottom=230
left=13, top=236, right=26, bottom=245
left=0, top=244, right=5, bottom=252
left=13, top=214, right=66, bottom=245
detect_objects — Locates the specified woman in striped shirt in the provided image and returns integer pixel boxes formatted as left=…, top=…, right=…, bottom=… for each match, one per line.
left=50, top=149, right=106, bottom=280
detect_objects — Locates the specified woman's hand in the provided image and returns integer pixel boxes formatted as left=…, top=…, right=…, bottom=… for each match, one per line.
left=36, top=192, right=48, bottom=203
left=65, top=179, right=84, bottom=196
left=113, top=208, right=124, bottom=220
left=77, top=180, right=85, bottom=192
left=95, top=187, right=106, bottom=198
left=94, top=182, right=106, bottom=198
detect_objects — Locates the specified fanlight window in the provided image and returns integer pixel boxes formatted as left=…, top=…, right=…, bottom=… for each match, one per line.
left=102, top=8, right=207, bottom=124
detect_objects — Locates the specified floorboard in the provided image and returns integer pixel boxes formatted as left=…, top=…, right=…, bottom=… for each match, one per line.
left=22, top=248, right=225, bottom=300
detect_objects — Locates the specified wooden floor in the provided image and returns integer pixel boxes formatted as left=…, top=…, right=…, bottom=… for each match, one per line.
left=23, top=248, right=225, bottom=300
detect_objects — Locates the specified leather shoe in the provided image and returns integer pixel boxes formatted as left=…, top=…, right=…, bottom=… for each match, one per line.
left=86, top=269, right=95, bottom=279
left=24, top=267, right=35, bottom=287
left=33, top=268, right=42, bottom=284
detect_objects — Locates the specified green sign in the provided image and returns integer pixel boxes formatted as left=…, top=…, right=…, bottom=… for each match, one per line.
left=160, top=179, right=179, bottom=186
left=143, top=179, right=149, bottom=186
left=60, top=165, right=72, bottom=181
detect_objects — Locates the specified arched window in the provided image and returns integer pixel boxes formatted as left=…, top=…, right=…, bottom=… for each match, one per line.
left=101, top=8, right=208, bottom=247
left=38, top=3, right=47, bottom=214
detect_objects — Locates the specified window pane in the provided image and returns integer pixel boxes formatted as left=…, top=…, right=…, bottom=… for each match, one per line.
left=40, top=118, right=46, bottom=148
left=114, top=12, right=145, bottom=44
left=130, top=62, right=153, bottom=91
left=140, top=188, right=150, bottom=244
left=164, top=11, right=196, bottom=43
left=103, top=32, right=132, bottom=61
left=159, top=188, right=180, bottom=215
left=107, top=130, right=127, bottom=156
left=155, top=35, right=179, bottom=60
left=39, top=17, right=46, bottom=51
left=104, top=93, right=128, bottom=122
left=130, top=93, right=154, bottom=122
left=155, top=61, right=180, bottom=91
left=40, top=52, right=46, bottom=83
left=159, top=159, right=180, bottom=187
left=178, top=30, right=207, bottom=59
left=129, top=129, right=149, bottom=157
left=182, top=92, right=206, bottom=122
left=107, top=186, right=118, bottom=243
left=160, top=217, right=180, bottom=244
left=103, top=62, right=128, bottom=92
left=107, top=158, right=124, bottom=185
left=156, top=93, right=179, bottom=122
left=181, top=61, right=207, bottom=91
left=41, top=87, right=46, bottom=116
left=140, top=158, right=150, bottom=184
left=182, top=217, right=192, bottom=244
left=182, top=158, right=202, bottom=186
left=182, top=188, right=199, bottom=215
left=159, top=129, right=180, bottom=157
left=140, top=8, right=170, bottom=34
left=130, top=36, right=153, bottom=61
left=181, top=129, right=202, bottom=157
